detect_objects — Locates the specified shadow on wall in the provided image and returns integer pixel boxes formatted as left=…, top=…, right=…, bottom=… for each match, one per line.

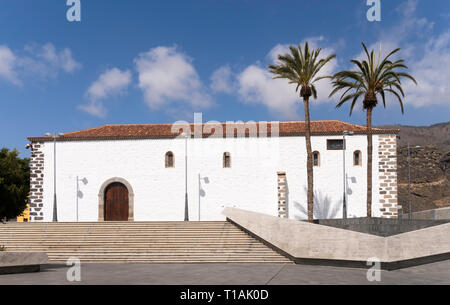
left=347, top=175, right=357, bottom=196
left=77, top=177, right=89, bottom=199
left=293, top=187, right=342, bottom=220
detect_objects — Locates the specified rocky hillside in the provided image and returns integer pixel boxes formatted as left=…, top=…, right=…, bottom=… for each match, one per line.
left=379, top=122, right=450, bottom=213
left=397, top=146, right=449, bottom=213
left=381, top=122, right=450, bottom=149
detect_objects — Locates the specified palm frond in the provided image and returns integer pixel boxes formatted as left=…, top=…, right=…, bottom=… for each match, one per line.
left=384, top=88, right=405, bottom=114
left=330, top=42, right=416, bottom=114
left=268, top=41, right=336, bottom=101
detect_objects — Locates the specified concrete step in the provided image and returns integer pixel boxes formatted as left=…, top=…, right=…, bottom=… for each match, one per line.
left=2, top=241, right=264, bottom=245
left=0, top=234, right=243, bottom=237
left=5, top=250, right=272, bottom=253
left=1, top=238, right=253, bottom=242
left=48, top=259, right=289, bottom=263
left=2, top=242, right=265, bottom=246
left=2, top=221, right=231, bottom=228
left=16, top=250, right=281, bottom=255
left=1, top=221, right=291, bottom=263
left=45, top=252, right=287, bottom=255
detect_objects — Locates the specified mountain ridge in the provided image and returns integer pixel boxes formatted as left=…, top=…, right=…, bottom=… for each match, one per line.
left=376, top=121, right=450, bottom=213
left=378, top=121, right=450, bottom=149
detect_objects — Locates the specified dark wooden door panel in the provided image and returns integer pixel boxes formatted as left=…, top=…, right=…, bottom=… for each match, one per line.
left=104, top=183, right=129, bottom=221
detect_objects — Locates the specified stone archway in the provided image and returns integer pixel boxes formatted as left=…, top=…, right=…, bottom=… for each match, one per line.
left=98, top=177, right=134, bottom=221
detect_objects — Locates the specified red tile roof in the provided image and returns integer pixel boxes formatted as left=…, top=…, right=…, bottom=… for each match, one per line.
left=27, top=120, right=399, bottom=142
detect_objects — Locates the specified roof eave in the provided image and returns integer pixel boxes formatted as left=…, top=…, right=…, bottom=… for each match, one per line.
left=27, top=129, right=400, bottom=143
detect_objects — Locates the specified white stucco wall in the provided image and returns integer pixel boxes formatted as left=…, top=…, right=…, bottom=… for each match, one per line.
left=38, top=134, right=385, bottom=222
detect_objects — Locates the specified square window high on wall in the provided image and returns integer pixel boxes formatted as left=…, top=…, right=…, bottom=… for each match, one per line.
left=327, top=139, right=345, bottom=150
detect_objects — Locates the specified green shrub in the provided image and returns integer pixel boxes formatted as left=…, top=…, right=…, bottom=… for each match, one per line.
left=0, top=148, right=30, bottom=220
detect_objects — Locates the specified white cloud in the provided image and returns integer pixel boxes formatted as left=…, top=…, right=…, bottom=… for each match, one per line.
left=0, top=46, right=20, bottom=85
left=0, top=43, right=81, bottom=85
left=80, top=67, right=132, bottom=118
left=36, top=43, right=81, bottom=73
left=403, top=31, right=450, bottom=107
left=78, top=101, right=107, bottom=119
left=235, top=37, right=338, bottom=119
left=22, top=43, right=81, bottom=78
left=210, top=65, right=234, bottom=94
left=86, top=68, right=132, bottom=101
left=237, top=65, right=301, bottom=119
left=267, top=36, right=326, bottom=63
left=267, top=44, right=291, bottom=63
left=393, top=0, right=434, bottom=37
left=134, top=46, right=212, bottom=111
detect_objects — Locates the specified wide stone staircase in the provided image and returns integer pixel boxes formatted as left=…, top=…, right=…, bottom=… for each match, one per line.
left=0, top=221, right=291, bottom=263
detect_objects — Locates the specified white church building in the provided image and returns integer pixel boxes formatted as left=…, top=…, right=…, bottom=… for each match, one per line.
left=26, top=120, right=399, bottom=222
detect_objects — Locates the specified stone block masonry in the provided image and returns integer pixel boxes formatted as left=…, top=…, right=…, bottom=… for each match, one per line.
left=29, top=143, right=44, bottom=222
left=378, top=135, right=399, bottom=218
left=277, top=172, right=287, bottom=218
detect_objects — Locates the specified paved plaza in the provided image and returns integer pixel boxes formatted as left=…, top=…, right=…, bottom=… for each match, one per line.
left=1, top=260, right=450, bottom=285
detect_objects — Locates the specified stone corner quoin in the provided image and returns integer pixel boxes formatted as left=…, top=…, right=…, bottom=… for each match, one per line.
left=378, top=135, right=399, bottom=218
left=29, top=142, right=45, bottom=222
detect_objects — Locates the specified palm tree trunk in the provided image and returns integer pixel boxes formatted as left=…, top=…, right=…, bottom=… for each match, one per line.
left=366, top=107, right=373, bottom=218
left=303, top=97, right=314, bottom=222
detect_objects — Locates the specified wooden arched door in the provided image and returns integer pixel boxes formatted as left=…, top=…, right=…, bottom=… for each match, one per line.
left=104, top=182, right=129, bottom=221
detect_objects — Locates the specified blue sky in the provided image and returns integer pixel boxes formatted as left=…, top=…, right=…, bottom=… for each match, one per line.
left=1, top=0, right=449, bottom=156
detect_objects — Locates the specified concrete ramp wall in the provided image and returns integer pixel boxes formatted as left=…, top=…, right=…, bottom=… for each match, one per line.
left=403, top=207, right=450, bottom=220
left=223, top=208, right=450, bottom=270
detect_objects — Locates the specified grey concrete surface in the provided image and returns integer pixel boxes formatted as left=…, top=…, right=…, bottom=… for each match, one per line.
left=223, top=208, right=386, bottom=262
left=316, top=218, right=450, bottom=237
left=0, top=252, right=48, bottom=267
left=0, top=252, right=48, bottom=275
left=223, top=208, right=450, bottom=267
left=404, top=207, right=450, bottom=220
left=0, top=261, right=450, bottom=285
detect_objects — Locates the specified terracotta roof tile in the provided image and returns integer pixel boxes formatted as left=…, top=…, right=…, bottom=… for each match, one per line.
left=27, top=120, right=399, bottom=142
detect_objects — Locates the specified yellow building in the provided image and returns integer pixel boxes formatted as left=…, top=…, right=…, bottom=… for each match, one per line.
left=17, top=204, right=30, bottom=223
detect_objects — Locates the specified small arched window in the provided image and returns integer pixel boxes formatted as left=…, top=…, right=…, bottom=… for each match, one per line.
left=354, top=150, right=362, bottom=166
left=165, top=151, right=175, bottom=168
left=313, top=151, right=320, bottom=167
left=223, top=152, right=231, bottom=168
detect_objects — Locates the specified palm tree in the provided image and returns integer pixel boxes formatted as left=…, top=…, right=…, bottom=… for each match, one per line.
left=329, top=42, right=416, bottom=217
left=269, top=42, right=336, bottom=222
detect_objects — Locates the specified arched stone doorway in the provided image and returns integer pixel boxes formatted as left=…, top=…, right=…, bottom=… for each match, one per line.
left=98, top=177, right=134, bottom=221
left=104, top=183, right=128, bottom=221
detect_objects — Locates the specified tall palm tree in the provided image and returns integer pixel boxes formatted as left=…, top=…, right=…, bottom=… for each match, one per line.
left=269, top=42, right=336, bottom=222
left=329, top=42, right=416, bottom=217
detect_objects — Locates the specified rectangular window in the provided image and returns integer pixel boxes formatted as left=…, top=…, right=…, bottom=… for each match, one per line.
left=327, top=139, right=345, bottom=150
